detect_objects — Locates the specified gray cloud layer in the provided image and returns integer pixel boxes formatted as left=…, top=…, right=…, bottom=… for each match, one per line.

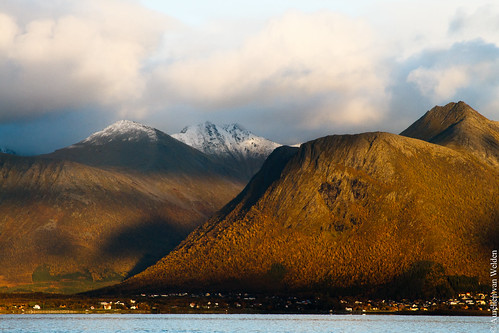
left=0, top=0, right=171, bottom=120
left=0, top=0, right=498, bottom=154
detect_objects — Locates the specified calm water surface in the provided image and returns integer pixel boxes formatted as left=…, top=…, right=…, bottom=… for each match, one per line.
left=0, top=314, right=491, bottom=333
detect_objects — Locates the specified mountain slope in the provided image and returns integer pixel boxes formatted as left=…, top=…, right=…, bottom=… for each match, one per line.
left=0, top=121, right=245, bottom=293
left=401, top=101, right=499, bottom=166
left=121, top=129, right=499, bottom=297
left=172, top=122, right=281, bottom=180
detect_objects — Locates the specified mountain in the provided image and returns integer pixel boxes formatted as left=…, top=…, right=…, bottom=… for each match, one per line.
left=0, top=147, right=16, bottom=155
left=119, top=106, right=499, bottom=298
left=0, top=121, right=245, bottom=293
left=172, top=122, right=281, bottom=180
left=46, top=120, right=235, bottom=176
left=401, top=101, right=499, bottom=166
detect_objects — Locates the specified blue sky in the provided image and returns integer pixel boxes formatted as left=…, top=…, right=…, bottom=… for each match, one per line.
left=0, top=0, right=498, bottom=154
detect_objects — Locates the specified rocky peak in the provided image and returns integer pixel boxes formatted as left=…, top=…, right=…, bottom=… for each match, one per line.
left=401, top=101, right=499, bottom=167
left=400, top=101, right=485, bottom=142
left=172, top=122, right=280, bottom=159
left=81, top=120, right=159, bottom=146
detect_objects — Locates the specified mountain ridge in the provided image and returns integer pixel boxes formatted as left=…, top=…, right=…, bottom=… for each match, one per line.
left=78, top=120, right=160, bottom=145
left=43, top=120, right=240, bottom=179
left=172, top=121, right=281, bottom=180
left=401, top=101, right=499, bottom=166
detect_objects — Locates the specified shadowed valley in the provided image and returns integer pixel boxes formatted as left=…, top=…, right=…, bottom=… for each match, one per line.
left=0, top=121, right=247, bottom=293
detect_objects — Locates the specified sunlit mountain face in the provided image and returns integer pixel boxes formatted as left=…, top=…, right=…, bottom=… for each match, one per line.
left=118, top=103, right=499, bottom=299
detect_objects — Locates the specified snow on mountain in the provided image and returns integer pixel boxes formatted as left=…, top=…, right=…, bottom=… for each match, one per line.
left=50, top=119, right=281, bottom=179
left=78, top=120, right=159, bottom=146
left=46, top=119, right=247, bottom=176
left=0, top=147, right=16, bottom=155
left=172, top=122, right=281, bottom=160
left=47, top=119, right=170, bottom=170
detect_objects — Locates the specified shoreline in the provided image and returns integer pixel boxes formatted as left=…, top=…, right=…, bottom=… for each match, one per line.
left=0, top=309, right=491, bottom=316
left=0, top=291, right=492, bottom=317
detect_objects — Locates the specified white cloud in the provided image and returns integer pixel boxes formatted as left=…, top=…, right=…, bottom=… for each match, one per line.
left=0, top=13, right=17, bottom=49
left=407, top=66, right=469, bottom=102
left=402, top=39, right=499, bottom=116
left=0, top=0, right=173, bottom=120
left=449, top=4, right=499, bottom=45
left=152, top=11, right=389, bottom=129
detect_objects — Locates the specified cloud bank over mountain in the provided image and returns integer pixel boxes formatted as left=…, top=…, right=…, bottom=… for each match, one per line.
left=0, top=0, right=172, bottom=120
left=1, top=0, right=498, bottom=154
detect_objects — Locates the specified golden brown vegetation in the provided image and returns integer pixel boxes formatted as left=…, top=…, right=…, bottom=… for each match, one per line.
left=124, top=129, right=499, bottom=297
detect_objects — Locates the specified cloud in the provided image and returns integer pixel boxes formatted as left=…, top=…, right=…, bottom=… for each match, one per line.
left=0, top=0, right=173, bottom=121
left=387, top=40, right=499, bottom=131
left=407, top=40, right=499, bottom=107
left=407, top=66, right=469, bottom=102
left=0, top=13, right=17, bottom=48
left=1, top=0, right=499, bottom=153
left=151, top=11, right=389, bottom=134
left=448, top=4, right=499, bottom=44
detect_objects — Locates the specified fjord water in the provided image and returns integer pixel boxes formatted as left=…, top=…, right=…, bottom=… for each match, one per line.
left=0, top=314, right=490, bottom=333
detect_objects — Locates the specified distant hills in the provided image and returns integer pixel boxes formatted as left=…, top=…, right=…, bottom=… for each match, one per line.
left=0, top=120, right=251, bottom=293
left=172, top=122, right=282, bottom=180
left=119, top=102, right=499, bottom=298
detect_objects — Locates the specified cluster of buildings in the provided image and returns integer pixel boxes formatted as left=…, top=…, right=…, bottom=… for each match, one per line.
left=341, top=293, right=489, bottom=313
left=131, top=291, right=492, bottom=314
left=1, top=291, right=492, bottom=314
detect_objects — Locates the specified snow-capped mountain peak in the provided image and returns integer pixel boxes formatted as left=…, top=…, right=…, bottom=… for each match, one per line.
left=80, top=120, right=159, bottom=146
left=172, top=122, right=281, bottom=160
left=222, top=123, right=252, bottom=143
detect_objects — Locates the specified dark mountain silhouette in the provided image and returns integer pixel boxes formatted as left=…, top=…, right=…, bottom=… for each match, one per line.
left=118, top=105, right=498, bottom=298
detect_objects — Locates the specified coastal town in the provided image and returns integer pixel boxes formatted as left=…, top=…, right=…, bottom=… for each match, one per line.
left=0, top=291, right=492, bottom=315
